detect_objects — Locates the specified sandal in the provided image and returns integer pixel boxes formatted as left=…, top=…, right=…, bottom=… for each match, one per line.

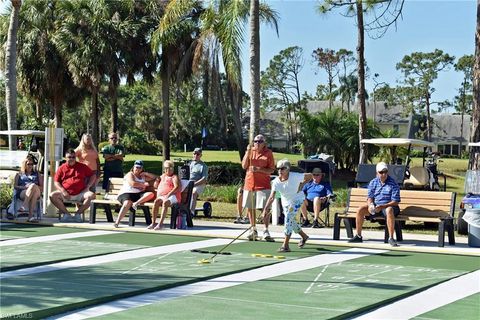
left=277, top=246, right=291, bottom=253
left=113, top=222, right=119, bottom=228
left=146, top=223, right=156, bottom=230
left=298, top=236, right=309, bottom=248
left=28, top=217, right=38, bottom=223
left=153, top=224, right=163, bottom=230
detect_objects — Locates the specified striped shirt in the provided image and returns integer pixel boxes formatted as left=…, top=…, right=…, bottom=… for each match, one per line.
left=367, top=176, right=400, bottom=205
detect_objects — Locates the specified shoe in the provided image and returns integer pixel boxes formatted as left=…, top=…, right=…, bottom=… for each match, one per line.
left=263, top=230, right=275, bottom=242
left=233, top=216, right=242, bottom=224
left=6, top=213, right=14, bottom=220
left=74, top=213, right=83, bottom=223
left=27, top=217, right=38, bottom=223
left=348, top=235, right=363, bottom=243
left=153, top=224, right=163, bottom=230
left=301, top=220, right=311, bottom=227
left=388, top=238, right=399, bottom=247
left=60, top=214, right=72, bottom=222
left=312, top=221, right=323, bottom=228
left=298, top=236, right=309, bottom=248
left=146, top=223, right=155, bottom=229
left=132, top=202, right=139, bottom=211
left=113, top=223, right=119, bottom=228
left=277, top=246, right=291, bottom=252
left=247, top=229, right=258, bottom=241
left=241, top=217, right=250, bottom=224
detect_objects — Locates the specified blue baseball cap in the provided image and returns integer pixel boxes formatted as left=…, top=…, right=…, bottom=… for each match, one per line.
left=134, top=160, right=144, bottom=168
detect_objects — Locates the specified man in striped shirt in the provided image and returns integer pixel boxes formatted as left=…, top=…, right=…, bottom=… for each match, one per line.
left=348, top=162, right=401, bottom=247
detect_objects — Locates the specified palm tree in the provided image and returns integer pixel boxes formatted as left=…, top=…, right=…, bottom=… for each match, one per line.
left=338, top=74, right=357, bottom=112
left=249, top=0, right=260, bottom=142
left=4, top=0, right=21, bottom=150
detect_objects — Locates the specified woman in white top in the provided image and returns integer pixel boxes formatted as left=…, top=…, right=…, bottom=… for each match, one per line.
left=114, top=160, right=156, bottom=228
left=262, top=159, right=312, bottom=252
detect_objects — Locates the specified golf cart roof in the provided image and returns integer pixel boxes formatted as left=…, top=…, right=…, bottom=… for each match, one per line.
left=360, top=138, right=435, bottom=148
left=468, top=142, right=480, bottom=147
left=0, top=130, right=45, bottom=137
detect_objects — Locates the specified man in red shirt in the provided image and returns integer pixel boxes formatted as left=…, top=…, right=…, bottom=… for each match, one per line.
left=241, top=134, right=275, bottom=241
left=49, top=149, right=96, bottom=222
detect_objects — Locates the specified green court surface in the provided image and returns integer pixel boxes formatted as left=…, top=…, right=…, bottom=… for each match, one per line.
left=0, top=224, right=479, bottom=320
left=413, top=293, right=480, bottom=320
left=0, top=224, right=89, bottom=240
left=93, top=252, right=479, bottom=320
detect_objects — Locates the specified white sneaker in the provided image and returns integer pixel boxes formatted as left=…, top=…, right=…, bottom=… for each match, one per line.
left=247, top=229, right=258, bottom=241
left=263, top=230, right=275, bottom=242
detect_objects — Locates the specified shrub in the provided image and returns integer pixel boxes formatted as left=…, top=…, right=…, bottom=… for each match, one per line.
left=0, top=184, right=13, bottom=209
left=202, top=184, right=241, bottom=203
left=206, top=162, right=244, bottom=185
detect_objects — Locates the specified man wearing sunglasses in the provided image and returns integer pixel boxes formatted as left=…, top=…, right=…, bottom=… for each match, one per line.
left=241, top=134, right=275, bottom=241
left=300, top=167, right=333, bottom=228
left=101, top=132, right=125, bottom=190
left=348, top=162, right=401, bottom=247
left=49, top=149, right=96, bottom=222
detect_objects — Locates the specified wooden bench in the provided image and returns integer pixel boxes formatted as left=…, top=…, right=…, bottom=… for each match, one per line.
left=89, top=177, right=194, bottom=228
left=333, top=188, right=456, bottom=247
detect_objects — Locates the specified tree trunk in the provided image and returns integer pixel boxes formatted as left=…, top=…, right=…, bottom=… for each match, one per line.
left=425, top=90, right=432, bottom=142
left=4, top=0, right=21, bottom=150
left=230, top=83, right=245, bottom=161
left=161, top=69, right=171, bottom=161
left=470, top=0, right=480, bottom=169
left=249, top=0, right=260, bottom=143
left=356, top=0, right=368, bottom=164
left=108, top=80, right=119, bottom=134
left=35, top=100, right=42, bottom=125
left=53, top=94, right=62, bottom=129
left=91, top=89, right=100, bottom=147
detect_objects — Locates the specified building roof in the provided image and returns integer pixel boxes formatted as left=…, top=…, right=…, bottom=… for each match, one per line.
left=431, top=114, right=471, bottom=144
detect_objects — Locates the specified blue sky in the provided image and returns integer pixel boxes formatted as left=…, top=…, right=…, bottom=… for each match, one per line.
left=1, top=0, right=475, bottom=108
left=244, top=0, right=475, bottom=108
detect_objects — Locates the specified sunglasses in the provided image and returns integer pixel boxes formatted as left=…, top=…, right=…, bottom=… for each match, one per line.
left=312, top=174, right=322, bottom=176
left=164, top=166, right=173, bottom=169
left=378, top=170, right=388, bottom=174
left=254, top=140, right=264, bottom=143
left=26, top=163, right=34, bottom=166
left=277, top=167, right=288, bottom=171
left=66, top=156, right=76, bottom=159
left=193, top=152, right=201, bottom=155
left=109, top=137, right=118, bottom=140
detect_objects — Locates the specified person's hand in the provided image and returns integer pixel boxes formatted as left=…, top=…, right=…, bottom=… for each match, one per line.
left=250, top=166, right=258, bottom=172
left=374, top=205, right=383, bottom=213
left=62, top=190, right=70, bottom=198
left=368, top=203, right=375, bottom=214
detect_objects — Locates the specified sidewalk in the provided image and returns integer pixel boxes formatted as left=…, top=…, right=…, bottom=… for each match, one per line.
left=3, top=215, right=479, bottom=257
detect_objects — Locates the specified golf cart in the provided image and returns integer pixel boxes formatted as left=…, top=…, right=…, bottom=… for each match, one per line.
left=0, top=130, right=45, bottom=185
left=356, top=138, right=445, bottom=191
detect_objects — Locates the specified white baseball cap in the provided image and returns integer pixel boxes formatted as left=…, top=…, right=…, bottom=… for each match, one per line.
left=376, top=162, right=388, bottom=173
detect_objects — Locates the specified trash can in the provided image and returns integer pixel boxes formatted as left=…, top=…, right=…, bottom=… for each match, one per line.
left=463, top=208, right=480, bottom=247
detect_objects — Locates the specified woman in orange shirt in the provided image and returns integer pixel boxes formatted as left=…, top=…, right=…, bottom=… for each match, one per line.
left=75, top=133, right=100, bottom=192
left=149, top=160, right=181, bottom=230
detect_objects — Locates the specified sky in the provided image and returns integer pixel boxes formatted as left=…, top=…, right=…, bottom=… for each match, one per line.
left=244, top=0, right=476, bottom=108
left=1, top=0, right=475, bottom=109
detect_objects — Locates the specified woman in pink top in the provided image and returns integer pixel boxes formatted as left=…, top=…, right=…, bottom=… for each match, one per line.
left=75, top=133, right=100, bottom=192
left=149, top=160, right=181, bottom=230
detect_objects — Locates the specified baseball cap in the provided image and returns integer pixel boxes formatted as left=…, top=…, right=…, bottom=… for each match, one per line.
left=134, top=160, right=144, bottom=168
left=376, top=162, right=388, bottom=173
left=193, top=148, right=202, bottom=154
left=312, top=167, right=324, bottom=175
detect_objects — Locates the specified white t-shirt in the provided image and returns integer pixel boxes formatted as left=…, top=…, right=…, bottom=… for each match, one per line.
left=271, top=172, right=305, bottom=207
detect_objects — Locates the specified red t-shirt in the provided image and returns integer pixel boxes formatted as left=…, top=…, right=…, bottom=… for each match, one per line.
left=243, top=147, right=275, bottom=191
left=55, top=162, right=93, bottom=195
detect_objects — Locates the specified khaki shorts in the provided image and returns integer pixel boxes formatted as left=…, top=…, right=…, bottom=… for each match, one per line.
left=242, top=189, right=270, bottom=209
left=193, top=184, right=206, bottom=195
left=61, top=190, right=90, bottom=202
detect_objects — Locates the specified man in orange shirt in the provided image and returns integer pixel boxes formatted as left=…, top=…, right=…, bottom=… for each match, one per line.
left=241, top=134, right=275, bottom=241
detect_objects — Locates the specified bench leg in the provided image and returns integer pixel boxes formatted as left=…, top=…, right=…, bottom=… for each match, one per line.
left=143, top=207, right=152, bottom=226
left=89, top=202, right=96, bottom=224
left=384, top=227, right=389, bottom=243
left=186, top=207, right=194, bottom=228
left=344, top=218, right=354, bottom=239
left=333, top=214, right=341, bottom=240
left=129, top=209, right=136, bottom=226
left=395, top=221, right=403, bottom=241
left=446, top=219, right=455, bottom=245
left=170, top=208, right=177, bottom=229
left=438, top=222, right=445, bottom=247
left=104, top=205, right=114, bottom=222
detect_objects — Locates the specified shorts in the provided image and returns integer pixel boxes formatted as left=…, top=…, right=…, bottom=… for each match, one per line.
left=242, top=189, right=270, bottom=209
left=156, top=194, right=179, bottom=205
left=368, top=205, right=400, bottom=219
left=62, top=190, right=89, bottom=202
left=193, top=184, right=206, bottom=195
left=118, top=192, right=144, bottom=204
left=305, top=198, right=328, bottom=212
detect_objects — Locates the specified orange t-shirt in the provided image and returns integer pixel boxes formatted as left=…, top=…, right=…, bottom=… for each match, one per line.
left=243, top=147, right=275, bottom=191
left=75, top=148, right=99, bottom=171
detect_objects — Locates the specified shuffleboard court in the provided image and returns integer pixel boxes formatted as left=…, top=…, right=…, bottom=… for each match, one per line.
left=0, top=224, right=92, bottom=241
left=80, top=252, right=479, bottom=320
left=413, top=292, right=480, bottom=320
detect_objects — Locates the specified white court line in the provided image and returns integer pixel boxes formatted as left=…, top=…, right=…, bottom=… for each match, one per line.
left=50, top=248, right=387, bottom=320
left=0, top=238, right=234, bottom=279
left=0, top=230, right=120, bottom=247
left=352, top=269, right=480, bottom=320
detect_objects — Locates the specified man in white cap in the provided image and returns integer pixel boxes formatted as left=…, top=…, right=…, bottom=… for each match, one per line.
left=189, top=148, right=208, bottom=216
left=348, top=161, right=401, bottom=247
